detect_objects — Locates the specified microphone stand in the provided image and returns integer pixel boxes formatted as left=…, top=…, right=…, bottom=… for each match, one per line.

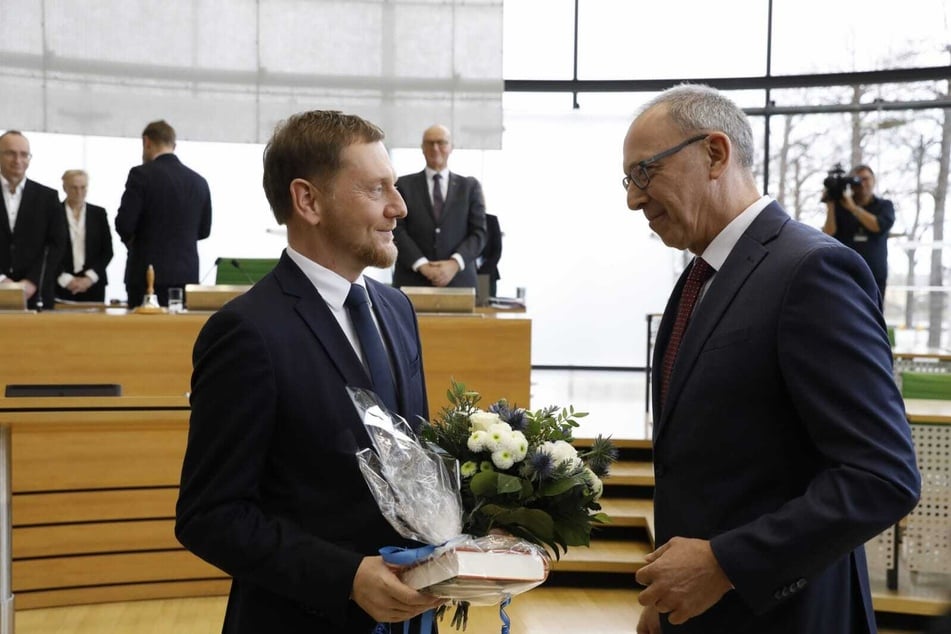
left=35, top=246, right=49, bottom=312
left=231, top=259, right=256, bottom=285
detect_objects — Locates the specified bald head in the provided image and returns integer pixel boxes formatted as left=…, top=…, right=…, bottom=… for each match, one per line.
left=421, top=124, right=452, bottom=171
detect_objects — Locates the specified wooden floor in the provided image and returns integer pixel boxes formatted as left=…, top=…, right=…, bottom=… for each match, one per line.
left=15, top=587, right=641, bottom=634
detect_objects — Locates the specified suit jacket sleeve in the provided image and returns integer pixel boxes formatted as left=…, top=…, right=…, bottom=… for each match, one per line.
left=709, top=244, right=920, bottom=613
left=88, top=205, right=114, bottom=279
left=28, top=186, right=66, bottom=288
left=115, top=166, right=145, bottom=244
left=197, top=177, right=212, bottom=240
left=452, top=176, right=487, bottom=264
left=394, top=176, right=427, bottom=267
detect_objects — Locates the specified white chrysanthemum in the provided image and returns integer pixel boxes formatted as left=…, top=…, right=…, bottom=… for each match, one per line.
left=460, top=461, right=478, bottom=478
left=491, top=449, right=516, bottom=470
left=539, top=440, right=582, bottom=471
left=469, top=411, right=502, bottom=432
left=583, top=467, right=604, bottom=500
left=480, top=460, right=494, bottom=472
left=502, top=430, right=529, bottom=461
left=467, top=430, right=489, bottom=452
left=485, top=422, right=513, bottom=452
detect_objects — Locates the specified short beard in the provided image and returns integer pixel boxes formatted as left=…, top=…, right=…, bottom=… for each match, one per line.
left=357, top=241, right=398, bottom=270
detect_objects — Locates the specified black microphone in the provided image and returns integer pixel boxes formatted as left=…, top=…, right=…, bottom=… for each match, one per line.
left=199, top=257, right=222, bottom=284
left=231, top=259, right=255, bottom=285
left=36, top=245, right=49, bottom=311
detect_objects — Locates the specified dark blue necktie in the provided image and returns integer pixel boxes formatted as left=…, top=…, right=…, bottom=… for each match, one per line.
left=345, top=284, right=398, bottom=412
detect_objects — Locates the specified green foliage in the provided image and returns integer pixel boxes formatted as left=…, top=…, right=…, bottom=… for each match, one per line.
left=421, top=379, right=616, bottom=559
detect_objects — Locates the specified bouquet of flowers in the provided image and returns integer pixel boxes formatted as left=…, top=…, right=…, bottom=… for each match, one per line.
left=350, top=381, right=615, bottom=631
left=418, top=380, right=616, bottom=559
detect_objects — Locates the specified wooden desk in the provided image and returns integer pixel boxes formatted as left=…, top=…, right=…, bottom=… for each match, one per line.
left=905, top=398, right=951, bottom=424
left=0, top=311, right=530, bottom=411
left=0, top=311, right=530, bottom=616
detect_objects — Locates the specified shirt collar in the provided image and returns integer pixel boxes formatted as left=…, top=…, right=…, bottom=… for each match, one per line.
left=0, top=175, right=24, bottom=196
left=284, top=245, right=369, bottom=309
left=425, top=167, right=449, bottom=181
left=699, top=195, right=772, bottom=271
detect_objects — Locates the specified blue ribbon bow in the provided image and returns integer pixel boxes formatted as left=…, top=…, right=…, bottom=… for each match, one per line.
left=379, top=545, right=437, bottom=634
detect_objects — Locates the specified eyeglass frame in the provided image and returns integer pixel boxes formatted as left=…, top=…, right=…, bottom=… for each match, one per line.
left=622, top=133, right=709, bottom=191
left=0, top=150, right=32, bottom=161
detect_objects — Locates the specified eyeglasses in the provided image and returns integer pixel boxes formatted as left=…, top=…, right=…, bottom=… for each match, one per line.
left=622, top=134, right=709, bottom=191
left=1, top=150, right=31, bottom=161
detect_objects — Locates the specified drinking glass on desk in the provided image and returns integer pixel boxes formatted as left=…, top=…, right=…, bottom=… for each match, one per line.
left=168, top=287, right=184, bottom=313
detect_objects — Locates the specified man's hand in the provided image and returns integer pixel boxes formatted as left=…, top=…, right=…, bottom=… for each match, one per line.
left=67, top=276, right=93, bottom=294
left=636, top=604, right=662, bottom=634
left=351, top=556, right=443, bottom=623
left=21, top=279, right=37, bottom=300
left=421, top=260, right=459, bottom=287
left=634, top=537, right=732, bottom=626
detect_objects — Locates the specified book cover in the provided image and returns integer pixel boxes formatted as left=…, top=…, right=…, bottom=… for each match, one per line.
left=401, top=548, right=547, bottom=593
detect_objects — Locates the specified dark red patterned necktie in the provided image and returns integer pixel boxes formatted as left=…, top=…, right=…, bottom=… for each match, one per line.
left=432, top=173, right=444, bottom=221
left=661, top=257, right=715, bottom=408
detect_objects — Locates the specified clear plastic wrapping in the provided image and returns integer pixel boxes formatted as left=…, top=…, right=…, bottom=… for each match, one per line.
left=350, top=387, right=550, bottom=605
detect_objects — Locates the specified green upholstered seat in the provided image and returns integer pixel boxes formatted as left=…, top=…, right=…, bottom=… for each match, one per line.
left=900, top=371, right=951, bottom=400
left=215, top=258, right=279, bottom=285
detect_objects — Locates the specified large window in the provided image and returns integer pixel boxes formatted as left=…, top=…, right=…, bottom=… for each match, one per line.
left=6, top=0, right=950, bottom=365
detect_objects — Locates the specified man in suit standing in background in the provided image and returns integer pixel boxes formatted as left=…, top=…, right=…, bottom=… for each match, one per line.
left=55, top=169, right=113, bottom=303
left=624, top=84, right=920, bottom=633
left=176, top=110, right=441, bottom=634
left=0, top=130, right=66, bottom=310
left=115, top=119, right=212, bottom=308
left=393, top=123, right=486, bottom=288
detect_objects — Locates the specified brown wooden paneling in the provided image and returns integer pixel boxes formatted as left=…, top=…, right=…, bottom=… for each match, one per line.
left=14, top=520, right=179, bottom=558
left=15, top=579, right=232, bottom=610
left=418, top=314, right=531, bottom=411
left=13, top=488, right=179, bottom=525
left=12, top=420, right=189, bottom=492
left=13, top=551, right=226, bottom=592
left=0, top=312, right=206, bottom=397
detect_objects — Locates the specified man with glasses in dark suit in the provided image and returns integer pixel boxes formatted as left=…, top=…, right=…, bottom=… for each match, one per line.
left=393, top=124, right=486, bottom=289
left=624, top=84, right=920, bottom=634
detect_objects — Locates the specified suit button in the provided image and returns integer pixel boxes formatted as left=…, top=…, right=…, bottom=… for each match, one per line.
left=654, top=464, right=666, bottom=477
left=774, top=590, right=783, bottom=600
left=796, top=578, right=807, bottom=589
left=435, top=227, right=441, bottom=234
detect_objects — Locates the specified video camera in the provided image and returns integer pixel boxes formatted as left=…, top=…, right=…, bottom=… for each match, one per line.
left=822, top=163, right=861, bottom=202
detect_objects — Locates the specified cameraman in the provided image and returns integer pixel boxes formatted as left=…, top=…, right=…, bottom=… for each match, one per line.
left=822, top=164, right=895, bottom=307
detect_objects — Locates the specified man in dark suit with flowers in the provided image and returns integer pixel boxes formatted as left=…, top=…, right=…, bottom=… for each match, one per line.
left=176, top=110, right=441, bottom=634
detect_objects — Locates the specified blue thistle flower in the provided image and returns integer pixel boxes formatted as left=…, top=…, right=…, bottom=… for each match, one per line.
left=506, top=408, right=528, bottom=432
left=527, top=450, right=556, bottom=480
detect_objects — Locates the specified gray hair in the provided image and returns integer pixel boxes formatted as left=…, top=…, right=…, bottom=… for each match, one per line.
left=640, top=83, right=755, bottom=169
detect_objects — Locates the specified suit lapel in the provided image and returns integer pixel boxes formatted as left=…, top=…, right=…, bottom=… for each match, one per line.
left=655, top=204, right=789, bottom=441
left=13, top=180, right=37, bottom=238
left=272, top=254, right=370, bottom=392
left=0, top=191, right=9, bottom=241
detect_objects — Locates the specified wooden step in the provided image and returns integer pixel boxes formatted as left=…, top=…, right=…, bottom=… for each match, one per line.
left=598, top=498, right=654, bottom=544
left=550, top=539, right=651, bottom=574
left=604, top=461, right=654, bottom=486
